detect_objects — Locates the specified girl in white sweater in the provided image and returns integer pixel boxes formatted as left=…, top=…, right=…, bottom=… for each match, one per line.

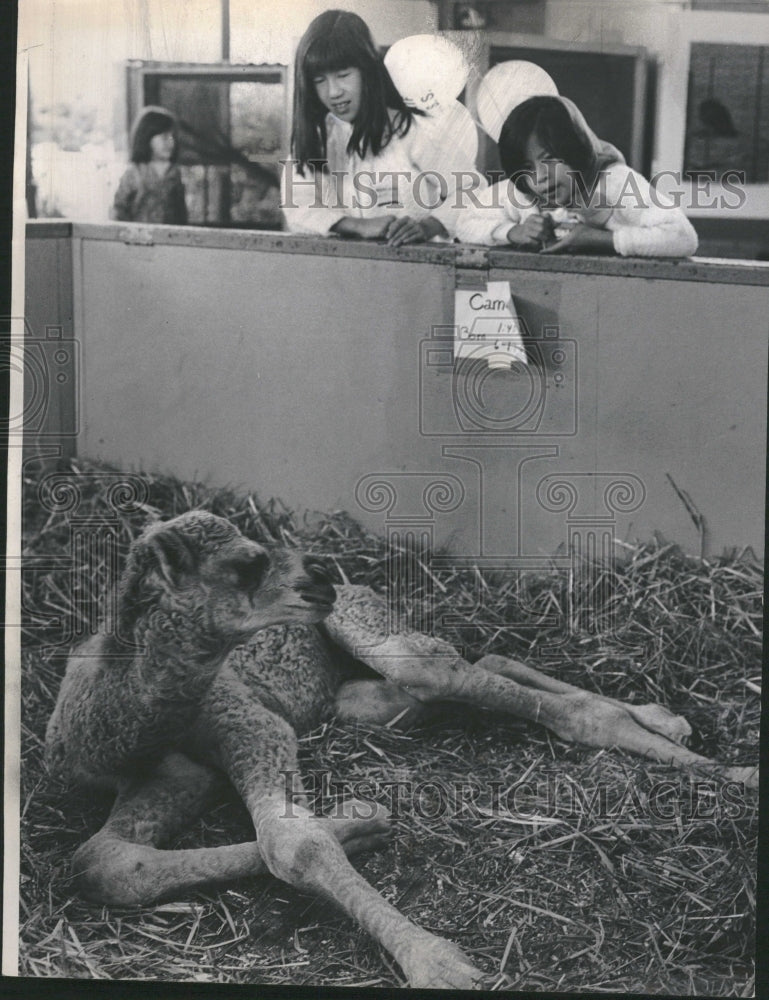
left=282, top=10, right=481, bottom=247
left=457, top=95, right=698, bottom=257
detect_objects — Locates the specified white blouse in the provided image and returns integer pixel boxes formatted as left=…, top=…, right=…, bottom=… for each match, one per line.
left=455, top=163, right=699, bottom=258
left=281, top=109, right=485, bottom=239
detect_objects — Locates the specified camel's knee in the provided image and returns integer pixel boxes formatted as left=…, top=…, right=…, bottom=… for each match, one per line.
left=473, top=654, right=510, bottom=675
left=72, top=833, right=162, bottom=906
left=256, top=809, right=343, bottom=891
left=335, top=680, right=426, bottom=728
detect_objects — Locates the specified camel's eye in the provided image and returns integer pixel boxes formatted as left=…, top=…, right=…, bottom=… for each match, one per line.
left=230, top=553, right=269, bottom=591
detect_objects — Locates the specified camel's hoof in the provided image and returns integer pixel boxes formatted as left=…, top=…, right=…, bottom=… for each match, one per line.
left=402, top=936, right=485, bottom=990
left=632, top=703, right=692, bottom=745
left=320, top=797, right=392, bottom=856
left=326, top=797, right=391, bottom=827
left=725, top=765, right=759, bottom=791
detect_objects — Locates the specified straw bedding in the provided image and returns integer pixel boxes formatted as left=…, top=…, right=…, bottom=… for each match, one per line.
left=17, top=459, right=760, bottom=992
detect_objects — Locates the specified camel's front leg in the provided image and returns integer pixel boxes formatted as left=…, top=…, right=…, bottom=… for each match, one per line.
left=70, top=751, right=392, bottom=906
left=254, top=795, right=484, bottom=988
left=324, top=586, right=757, bottom=788
left=71, top=752, right=265, bottom=905
left=201, top=668, right=485, bottom=989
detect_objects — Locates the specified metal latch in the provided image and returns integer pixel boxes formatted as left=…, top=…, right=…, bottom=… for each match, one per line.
left=454, top=246, right=488, bottom=270
left=119, top=226, right=155, bottom=246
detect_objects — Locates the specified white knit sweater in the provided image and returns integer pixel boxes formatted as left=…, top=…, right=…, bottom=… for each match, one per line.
left=455, top=163, right=698, bottom=257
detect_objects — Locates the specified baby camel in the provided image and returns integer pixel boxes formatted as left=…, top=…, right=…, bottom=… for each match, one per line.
left=46, top=512, right=757, bottom=990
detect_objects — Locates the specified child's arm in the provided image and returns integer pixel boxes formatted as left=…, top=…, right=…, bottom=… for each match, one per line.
left=281, top=159, right=396, bottom=239
left=112, top=166, right=138, bottom=222
left=331, top=215, right=398, bottom=239
left=540, top=224, right=615, bottom=255
left=281, top=159, right=347, bottom=235
left=588, top=166, right=697, bottom=258
left=454, top=180, right=545, bottom=247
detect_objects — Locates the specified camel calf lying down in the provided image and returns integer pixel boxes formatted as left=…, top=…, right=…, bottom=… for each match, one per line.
left=45, top=512, right=758, bottom=989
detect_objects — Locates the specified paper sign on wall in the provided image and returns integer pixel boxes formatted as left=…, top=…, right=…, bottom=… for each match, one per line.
left=454, top=280, right=527, bottom=369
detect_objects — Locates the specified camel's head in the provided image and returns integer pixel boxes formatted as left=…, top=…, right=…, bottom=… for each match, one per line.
left=119, top=511, right=336, bottom=643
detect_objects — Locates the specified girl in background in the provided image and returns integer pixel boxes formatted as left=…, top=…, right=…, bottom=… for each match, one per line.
left=282, top=10, right=481, bottom=247
left=457, top=95, right=698, bottom=257
left=113, top=106, right=188, bottom=225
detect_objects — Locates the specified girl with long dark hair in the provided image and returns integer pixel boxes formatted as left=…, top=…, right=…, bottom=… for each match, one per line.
left=282, top=11, right=480, bottom=246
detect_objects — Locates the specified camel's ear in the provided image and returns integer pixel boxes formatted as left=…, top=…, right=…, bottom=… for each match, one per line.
left=147, top=526, right=198, bottom=587
left=118, top=523, right=200, bottom=630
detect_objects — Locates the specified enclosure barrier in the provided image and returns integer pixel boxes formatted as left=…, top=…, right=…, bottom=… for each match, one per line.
left=23, top=221, right=768, bottom=564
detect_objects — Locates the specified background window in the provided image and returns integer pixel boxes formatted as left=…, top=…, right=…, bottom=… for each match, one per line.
left=683, top=42, right=769, bottom=184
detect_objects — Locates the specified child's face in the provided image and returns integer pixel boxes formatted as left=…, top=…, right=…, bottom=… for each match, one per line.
left=522, top=135, right=572, bottom=209
left=150, top=130, right=176, bottom=161
left=313, top=67, right=363, bottom=123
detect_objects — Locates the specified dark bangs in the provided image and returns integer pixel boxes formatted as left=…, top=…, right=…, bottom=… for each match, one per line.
left=301, top=14, right=372, bottom=79
left=499, top=97, right=597, bottom=192
left=291, top=9, right=415, bottom=173
left=131, top=110, right=177, bottom=164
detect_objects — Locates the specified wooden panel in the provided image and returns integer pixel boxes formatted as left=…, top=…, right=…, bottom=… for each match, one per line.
left=22, top=233, right=77, bottom=461
left=24, top=223, right=768, bottom=557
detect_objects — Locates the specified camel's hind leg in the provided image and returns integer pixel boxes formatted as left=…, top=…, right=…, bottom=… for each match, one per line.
left=335, top=679, right=428, bottom=727
left=323, top=585, right=758, bottom=788
left=334, top=656, right=690, bottom=743
left=475, top=653, right=692, bottom=745
left=199, top=669, right=484, bottom=989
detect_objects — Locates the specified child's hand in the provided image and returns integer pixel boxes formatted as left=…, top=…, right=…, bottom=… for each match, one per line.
left=385, top=216, right=443, bottom=247
left=539, top=223, right=615, bottom=254
left=359, top=215, right=397, bottom=239
left=506, top=214, right=555, bottom=251
left=331, top=216, right=396, bottom=239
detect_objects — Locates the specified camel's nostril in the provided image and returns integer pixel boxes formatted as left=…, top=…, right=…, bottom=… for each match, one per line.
left=298, top=561, right=336, bottom=608
left=303, top=558, right=330, bottom=587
